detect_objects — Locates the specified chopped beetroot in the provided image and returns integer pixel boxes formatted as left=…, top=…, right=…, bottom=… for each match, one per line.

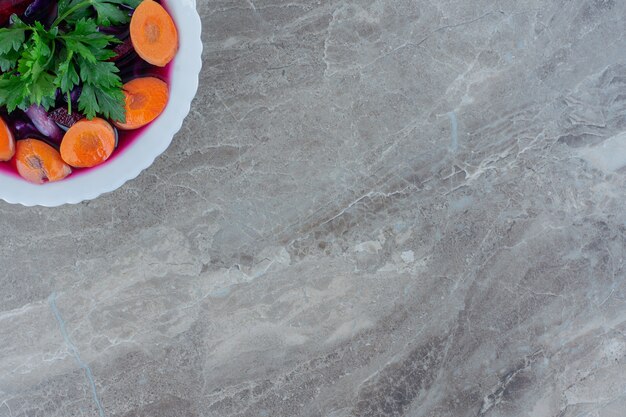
left=49, top=108, right=84, bottom=130
left=0, top=0, right=31, bottom=25
left=111, top=38, right=135, bottom=62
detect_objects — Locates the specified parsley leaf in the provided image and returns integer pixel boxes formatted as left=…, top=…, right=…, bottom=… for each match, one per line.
left=30, top=73, right=58, bottom=108
left=77, top=57, right=126, bottom=121
left=0, top=49, right=21, bottom=71
left=0, top=29, right=27, bottom=54
left=55, top=51, right=80, bottom=94
left=62, top=18, right=120, bottom=63
left=57, top=0, right=140, bottom=26
left=0, top=1, right=134, bottom=122
left=77, top=83, right=100, bottom=118
left=0, top=76, right=29, bottom=112
left=93, top=2, right=129, bottom=26
left=0, top=25, right=27, bottom=54
left=12, top=24, right=58, bottom=109
left=80, top=83, right=126, bottom=121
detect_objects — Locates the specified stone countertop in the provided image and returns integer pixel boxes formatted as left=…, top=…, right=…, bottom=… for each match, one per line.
left=2, top=1, right=626, bottom=416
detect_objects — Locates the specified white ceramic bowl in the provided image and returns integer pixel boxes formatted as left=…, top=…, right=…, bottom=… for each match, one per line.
left=0, top=0, right=202, bottom=207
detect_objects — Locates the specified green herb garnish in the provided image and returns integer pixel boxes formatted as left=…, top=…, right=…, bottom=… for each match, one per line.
left=0, top=0, right=140, bottom=122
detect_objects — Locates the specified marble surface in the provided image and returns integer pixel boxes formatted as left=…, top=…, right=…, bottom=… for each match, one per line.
left=2, top=0, right=626, bottom=415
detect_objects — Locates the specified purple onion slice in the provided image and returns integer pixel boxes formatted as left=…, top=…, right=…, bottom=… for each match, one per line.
left=25, top=105, right=64, bottom=144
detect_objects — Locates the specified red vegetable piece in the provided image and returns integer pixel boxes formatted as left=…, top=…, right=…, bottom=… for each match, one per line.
left=0, top=0, right=31, bottom=25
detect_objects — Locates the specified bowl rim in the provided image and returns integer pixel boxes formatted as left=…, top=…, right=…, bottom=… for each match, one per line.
left=0, top=0, right=202, bottom=207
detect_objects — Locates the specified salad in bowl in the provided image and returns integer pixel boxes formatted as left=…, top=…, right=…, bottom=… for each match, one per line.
left=0, top=0, right=202, bottom=206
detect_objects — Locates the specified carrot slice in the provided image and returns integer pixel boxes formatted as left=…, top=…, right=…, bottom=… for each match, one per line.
left=15, top=139, right=71, bottom=184
left=113, top=77, right=169, bottom=130
left=0, top=116, right=15, bottom=161
left=130, top=0, right=178, bottom=67
left=60, top=118, right=116, bottom=168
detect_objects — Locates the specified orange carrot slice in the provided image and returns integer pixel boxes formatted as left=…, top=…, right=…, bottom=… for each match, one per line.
left=113, top=77, right=169, bottom=130
left=0, top=116, right=15, bottom=162
left=15, top=139, right=71, bottom=184
left=130, top=0, right=178, bottom=67
left=60, top=118, right=116, bottom=168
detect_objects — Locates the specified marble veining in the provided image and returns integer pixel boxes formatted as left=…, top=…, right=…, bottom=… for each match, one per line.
left=49, top=293, right=106, bottom=417
left=2, top=0, right=626, bottom=416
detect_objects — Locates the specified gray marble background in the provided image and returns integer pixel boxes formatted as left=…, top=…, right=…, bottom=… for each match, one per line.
left=2, top=0, right=626, bottom=416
